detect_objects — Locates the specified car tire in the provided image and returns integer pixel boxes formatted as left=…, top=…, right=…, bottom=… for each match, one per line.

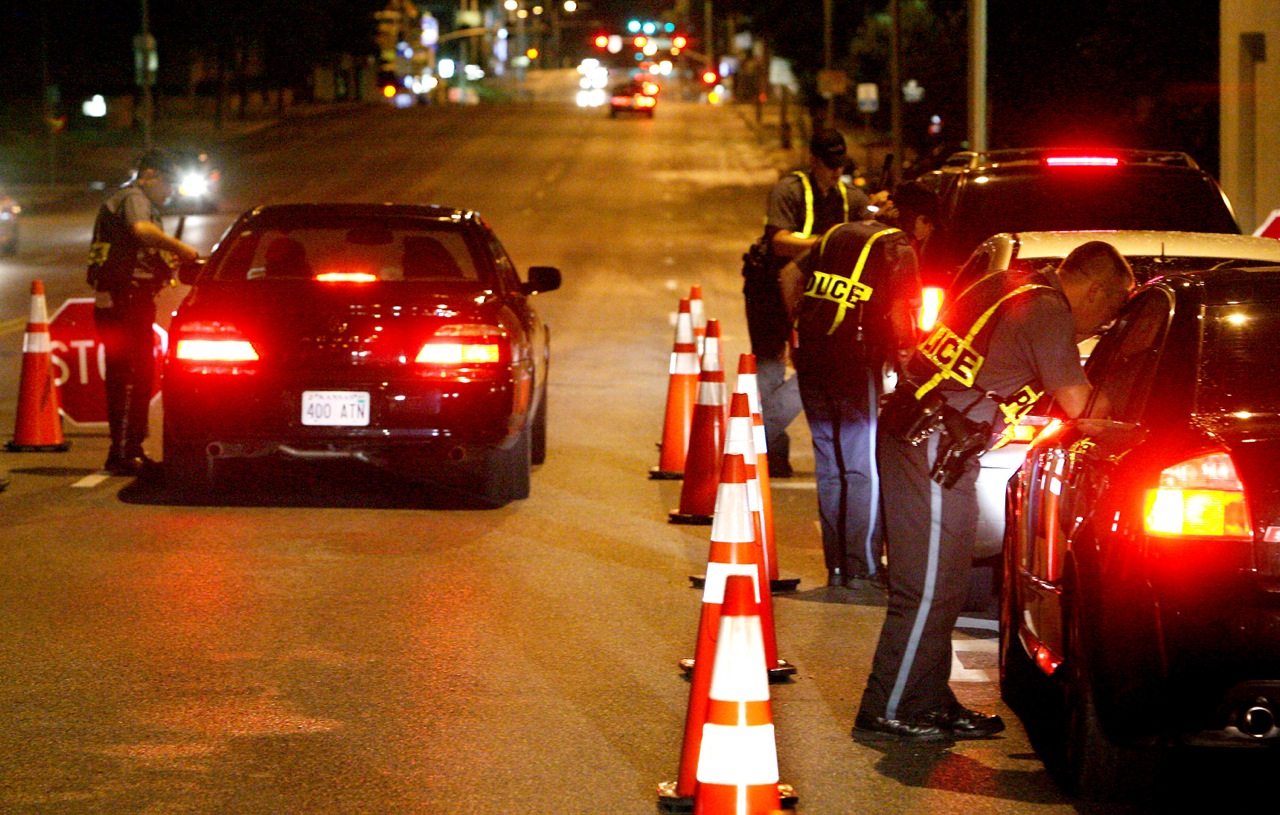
left=1, top=231, right=15, bottom=256
left=165, top=440, right=213, bottom=495
left=530, top=388, right=547, bottom=466
left=1061, top=596, right=1157, bottom=802
left=480, top=425, right=531, bottom=505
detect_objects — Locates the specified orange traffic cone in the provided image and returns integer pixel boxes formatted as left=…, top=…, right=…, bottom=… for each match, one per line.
left=693, top=574, right=795, bottom=815
left=669, top=319, right=728, bottom=524
left=6, top=280, right=70, bottom=453
left=689, top=284, right=707, bottom=356
left=736, top=354, right=800, bottom=593
left=685, top=392, right=795, bottom=680
left=651, top=297, right=701, bottom=480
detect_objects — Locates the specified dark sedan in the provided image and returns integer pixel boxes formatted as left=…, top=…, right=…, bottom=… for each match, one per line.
left=1000, top=266, right=1280, bottom=799
left=162, top=203, right=560, bottom=504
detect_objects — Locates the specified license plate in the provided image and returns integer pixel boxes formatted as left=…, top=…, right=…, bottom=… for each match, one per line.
left=301, top=391, right=371, bottom=426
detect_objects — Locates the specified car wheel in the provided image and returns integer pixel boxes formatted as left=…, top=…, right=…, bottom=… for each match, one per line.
left=480, top=425, right=531, bottom=505
left=1061, top=596, right=1156, bottom=801
left=531, top=389, right=547, bottom=466
left=165, top=440, right=213, bottom=495
left=1, top=232, right=15, bottom=256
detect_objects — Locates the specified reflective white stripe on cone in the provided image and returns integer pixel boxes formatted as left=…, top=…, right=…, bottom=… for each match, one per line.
left=669, top=319, right=727, bottom=524
left=652, top=297, right=701, bottom=479
left=694, top=573, right=786, bottom=815
left=6, top=280, right=69, bottom=452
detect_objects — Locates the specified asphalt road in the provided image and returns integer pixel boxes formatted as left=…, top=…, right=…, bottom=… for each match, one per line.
left=0, top=86, right=1256, bottom=814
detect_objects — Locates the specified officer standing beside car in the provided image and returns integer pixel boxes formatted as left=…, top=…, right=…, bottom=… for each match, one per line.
left=87, top=149, right=200, bottom=476
left=743, top=127, right=872, bottom=477
left=855, top=240, right=1135, bottom=741
left=779, top=216, right=921, bottom=590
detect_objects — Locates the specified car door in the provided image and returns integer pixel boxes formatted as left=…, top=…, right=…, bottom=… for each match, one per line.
left=1016, top=288, right=1175, bottom=666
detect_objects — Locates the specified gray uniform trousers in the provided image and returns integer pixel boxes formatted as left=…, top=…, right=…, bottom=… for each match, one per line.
left=859, top=426, right=980, bottom=721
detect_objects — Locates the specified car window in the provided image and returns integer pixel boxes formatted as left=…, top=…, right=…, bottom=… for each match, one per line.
left=1083, top=288, right=1173, bottom=422
left=213, top=221, right=481, bottom=282
left=486, top=234, right=520, bottom=291
left=1198, top=300, right=1280, bottom=416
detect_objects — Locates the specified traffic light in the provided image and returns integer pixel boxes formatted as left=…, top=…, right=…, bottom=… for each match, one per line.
left=672, top=35, right=687, bottom=50
left=593, top=33, right=608, bottom=49
left=701, top=68, right=719, bottom=85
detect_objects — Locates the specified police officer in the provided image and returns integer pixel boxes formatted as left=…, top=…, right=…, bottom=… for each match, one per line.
left=88, top=150, right=200, bottom=476
left=779, top=218, right=921, bottom=590
left=744, top=127, right=871, bottom=477
left=855, top=241, right=1134, bottom=740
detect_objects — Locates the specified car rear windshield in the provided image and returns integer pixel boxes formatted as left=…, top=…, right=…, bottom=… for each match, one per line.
left=211, top=218, right=485, bottom=283
left=925, top=169, right=1240, bottom=273
left=1198, top=301, right=1280, bottom=415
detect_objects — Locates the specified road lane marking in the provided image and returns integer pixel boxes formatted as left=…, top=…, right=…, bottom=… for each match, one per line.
left=72, top=473, right=111, bottom=488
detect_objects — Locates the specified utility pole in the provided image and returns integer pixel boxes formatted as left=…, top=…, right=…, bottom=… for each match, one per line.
left=704, top=0, right=714, bottom=79
left=139, top=0, right=154, bottom=150
left=889, top=0, right=902, bottom=187
left=823, top=0, right=833, bottom=126
left=968, top=0, right=988, bottom=151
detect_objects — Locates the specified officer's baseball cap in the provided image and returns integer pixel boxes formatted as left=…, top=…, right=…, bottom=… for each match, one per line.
left=136, top=149, right=177, bottom=181
left=809, top=127, right=848, bottom=169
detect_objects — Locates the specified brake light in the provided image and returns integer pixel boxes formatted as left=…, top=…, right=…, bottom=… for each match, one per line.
left=1143, top=453, right=1253, bottom=540
left=1045, top=155, right=1120, bottom=167
left=415, top=324, right=506, bottom=366
left=636, top=95, right=656, bottom=108
left=173, top=321, right=260, bottom=364
left=920, top=286, right=944, bottom=331
left=315, top=271, right=378, bottom=283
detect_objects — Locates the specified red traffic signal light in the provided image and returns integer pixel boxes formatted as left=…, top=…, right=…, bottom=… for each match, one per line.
left=593, top=34, right=609, bottom=49
left=701, top=69, right=718, bottom=85
left=672, top=35, right=688, bottom=49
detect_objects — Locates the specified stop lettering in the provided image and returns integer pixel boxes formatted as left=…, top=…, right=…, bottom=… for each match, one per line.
left=47, top=298, right=167, bottom=425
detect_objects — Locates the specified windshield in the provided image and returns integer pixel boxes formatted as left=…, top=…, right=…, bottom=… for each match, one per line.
left=211, top=217, right=483, bottom=283
left=1199, top=301, right=1280, bottom=416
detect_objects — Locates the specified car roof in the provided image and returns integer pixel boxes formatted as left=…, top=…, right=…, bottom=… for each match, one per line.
left=1002, top=230, right=1280, bottom=262
left=238, top=202, right=481, bottom=226
left=938, top=147, right=1204, bottom=172
left=1160, top=265, right=1280, bottom=306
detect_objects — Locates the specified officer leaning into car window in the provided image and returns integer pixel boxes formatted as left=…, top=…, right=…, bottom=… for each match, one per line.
left=87, top=149, right=200, bottom=476
left=779, top=217, right=921, bottom=591
left=855, top=240, right=1135, bottom=741
left=744, top=127, right=873, bottom=477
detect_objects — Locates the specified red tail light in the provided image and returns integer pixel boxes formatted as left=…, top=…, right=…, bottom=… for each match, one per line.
left=315, top=271, right=378, bottom=283
left=415, top=324, right=507, bottom=367
left=1143, top=453, right=1253, bottom=540
left=919, top=286, right=944, bottom=331
left=1045, top=155, right=1120, bottom=167
left=173, top=320, right=260, bottom=369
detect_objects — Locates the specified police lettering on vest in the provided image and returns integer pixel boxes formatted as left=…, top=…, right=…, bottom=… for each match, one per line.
left=904, top=268, right=1062, bottom=428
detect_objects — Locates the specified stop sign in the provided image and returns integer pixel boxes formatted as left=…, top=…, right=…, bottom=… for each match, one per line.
left=48, top=298, right=167, bottom=425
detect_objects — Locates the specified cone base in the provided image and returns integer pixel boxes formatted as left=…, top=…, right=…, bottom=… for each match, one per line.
left=688, top=573, right=802, bottom=593
left=649, top=467, right=685, bottom=480
left=5, top=440, right=71, bottom=453
left=679, top=656, right=798, bottom=681
left=656, top=780, right=798, bottom=812
left=668, top=511, right=713, bottom=525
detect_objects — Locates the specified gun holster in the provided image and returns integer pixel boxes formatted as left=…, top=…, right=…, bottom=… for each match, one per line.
left=930, top=409, right=992, bottom=489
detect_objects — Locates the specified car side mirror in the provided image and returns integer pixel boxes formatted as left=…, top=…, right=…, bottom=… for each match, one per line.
left=523, top=265, right=561, bottom=295
left=177, top=257, right=206, bottom=285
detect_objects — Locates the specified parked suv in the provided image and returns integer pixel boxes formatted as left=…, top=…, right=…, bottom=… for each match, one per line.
left=914, top=148, right=1241, bottom=291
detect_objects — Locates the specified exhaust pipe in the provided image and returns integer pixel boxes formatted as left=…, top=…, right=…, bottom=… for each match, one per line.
left=1240, top=703, right=1275, bottom=737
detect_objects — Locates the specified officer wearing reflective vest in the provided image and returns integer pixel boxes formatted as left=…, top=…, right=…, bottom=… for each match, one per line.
left=779, top=218, right=921, bottom=590
left=87, top=149, right=200, bottom=476
left=743, top=127, right=872, bottom=477
left=855, top=240, right=1134, bottom=741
